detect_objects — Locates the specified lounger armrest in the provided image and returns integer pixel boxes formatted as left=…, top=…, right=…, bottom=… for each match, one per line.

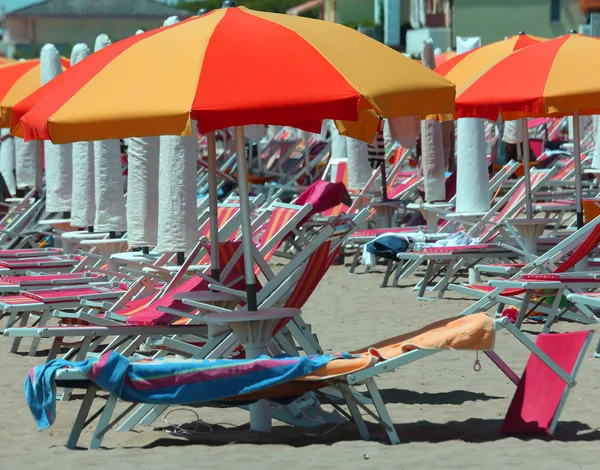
left=181, top=299, right=234, bottom=313
left=207, top=284, right=247, bottom=300
left=103, top=311, right=129, bottom=322
left=87, top=267, right=137, bottom=281
left=80, top=299, right=113, bottom=310
left=120, top=267, right=167, bottom=281
left=156, top=306, right=204, bottom=323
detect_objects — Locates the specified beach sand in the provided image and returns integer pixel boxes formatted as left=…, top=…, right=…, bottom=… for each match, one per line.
left=1, top=262, right=599, bottom=469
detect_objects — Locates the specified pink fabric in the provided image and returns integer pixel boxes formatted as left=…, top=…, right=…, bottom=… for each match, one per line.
left=422, top=244, right=494, bottom=253
left=0, top=258, right=75, bottom=268
left=519, top=274, right=598, bottom=282
left=295, top=180, right=351, bottom=222
left=0, top=274, right=101, bottom=284
left=501, top=331, right=590, bottom=435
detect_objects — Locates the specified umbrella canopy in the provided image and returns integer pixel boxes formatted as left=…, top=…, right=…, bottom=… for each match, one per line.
left=11, top=7, right=454, bottom=144
left=435, top=33, right=546, bottom=86
left=454, top=34, right=600, bottom=120
left=0, top=57, right=69, bottom=127
left=454, top=33, right=600, bottom=229
left=434, top=50, right=457, bottom=67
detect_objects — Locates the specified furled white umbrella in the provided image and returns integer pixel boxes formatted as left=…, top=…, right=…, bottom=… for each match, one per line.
left=70, top=43, right=96, bottom=230
left=41, top=43, right=73, bottom=214
left=93, top=34, right=127, bottom=234
left=157, top=16, right=199, bottom=260
left=420, top=38, right=445, bottom=202
left=0, top=129, right=16, bottom=196
left=455, top=37, right=490, bottom=214
left=14, top=137, right=41, bottom=193
left=126, top=29, right=160, bottom=249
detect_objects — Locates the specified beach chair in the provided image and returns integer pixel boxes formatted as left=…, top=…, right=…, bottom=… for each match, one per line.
left=3, top=202, right=316, bottom=361
left=450, top=217, right=600, bottom=332
left=114, top=213, right=366, bottom=431
left=393, top=169, right=557, bottom=299
left=28, top=313, right=592, bottom=449
left=348, top=160, right=521, bottom=277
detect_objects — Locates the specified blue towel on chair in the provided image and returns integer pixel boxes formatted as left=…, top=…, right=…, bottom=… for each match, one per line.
left=25, top=351, right=345, bottom=431
left=366, top=236, right=410, bottom=261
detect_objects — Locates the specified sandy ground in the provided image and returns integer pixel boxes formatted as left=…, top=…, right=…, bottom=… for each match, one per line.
left=1, top=261, right=599, bottom=470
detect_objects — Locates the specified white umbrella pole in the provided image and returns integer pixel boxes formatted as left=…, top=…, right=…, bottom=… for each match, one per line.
left=207, top=131, right=220, bottom=281
left=521, top=119, right=532, bottom=219
left=573, top=111, right=583, bottom=229
left=234, top=126, right=258, bottom=311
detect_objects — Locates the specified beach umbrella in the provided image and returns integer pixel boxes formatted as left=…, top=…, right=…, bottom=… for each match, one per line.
left=0, top=57, right=69, bottom=127
left=69, top=44, right=96, bottom=231
left=453, top=33, right=600, bottom=229
left=41, top=44, right=73, bottom=214
left=0, top=57, right=69, bottom=196
left=435, top=33, right=546, bottom=83
left=434, top=50, right=457, bottom=67
left=11, top=6, right=455, bottom=313
left=92, top=34, right=127, bottom=236
left=435, top=32, right=547, bottom=219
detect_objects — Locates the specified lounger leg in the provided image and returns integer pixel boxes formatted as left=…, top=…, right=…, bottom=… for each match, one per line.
left=66, top=385, right=98, bottom=450
left=339, top=383, right=371, bottom=442
left=515, top=291, right=534, bottom=329
left=543, top=290, right=564, bottom=334
left=28, top=310, right=51, bottom=356
left=417, top=262, right=436, bottom=300
left=47, top=338, right=62, bottom=362
left=89, top=392, right=119, bottom=450
left=349, top=249, right=361, bottom=274
left=381, top=260, right=393, bottom=287
left=365, top=379, right=400, bottom=444
left=60, top=337, right=93, bottom=401
left=392, top=261, right=402, bottom=287
left=10, top=311, right=30, bottom=354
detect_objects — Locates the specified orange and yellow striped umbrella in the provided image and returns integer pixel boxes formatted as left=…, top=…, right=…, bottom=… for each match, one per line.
left=0, top=57, right=70, bottom=127
left=12, top=7, right=454, bottom=144
left=434, top=50, right=457, bottom=67
left=454, top=34, right=600, bottom=120
left=435, top=33, right=546, bottom=87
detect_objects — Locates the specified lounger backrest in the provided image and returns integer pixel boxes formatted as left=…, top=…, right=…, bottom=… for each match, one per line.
left=125, top=241, right=249, bottom=325
left=478, top=170, right=554, bottom=241
left=254, top=202, right=312, bottom=261
left=200, top=204, right=240, bottom=239
left=554, top=223, right=600, bottom=273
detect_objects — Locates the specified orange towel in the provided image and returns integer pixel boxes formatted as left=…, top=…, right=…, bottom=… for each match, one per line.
left=231, top=313, right=495, bottom=401
left=299, top=313, right=495, bottom=381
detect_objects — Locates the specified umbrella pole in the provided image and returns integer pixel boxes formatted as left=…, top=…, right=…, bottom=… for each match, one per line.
left=35, top=146, right=43, bottom=200
left=521, top=119, right=532, bottom=219
left=381, top=160, right=388, bottom=202
left=207, top=131, right=220, bottom=282
left=573, top=111, right=584, bottom=229
left=234, top=126, right=258, bottom=312
left=303, top=131, right=311, bottom=184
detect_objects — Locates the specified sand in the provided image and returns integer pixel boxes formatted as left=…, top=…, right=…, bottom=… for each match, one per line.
left=1, top=262, right=599, bottom=470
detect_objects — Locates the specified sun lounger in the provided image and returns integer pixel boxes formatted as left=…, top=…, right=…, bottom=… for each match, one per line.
left=26, top=313, right=592, bottom=449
